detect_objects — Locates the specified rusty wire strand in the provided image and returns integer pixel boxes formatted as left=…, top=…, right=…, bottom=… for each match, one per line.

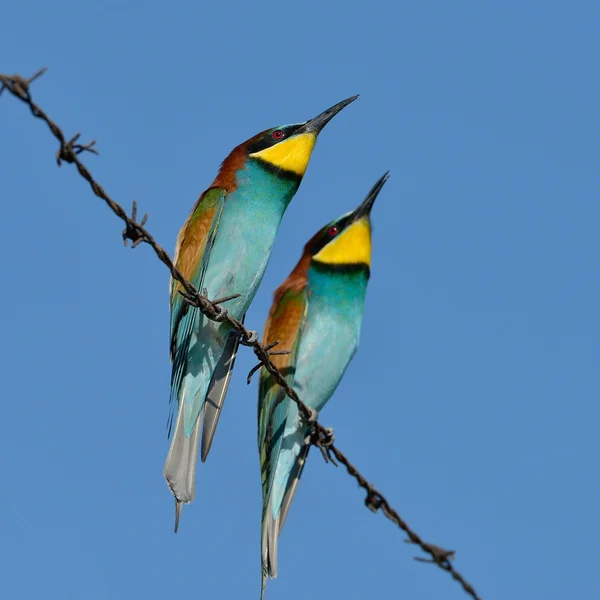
left=0, top=69, right=482, bottom=600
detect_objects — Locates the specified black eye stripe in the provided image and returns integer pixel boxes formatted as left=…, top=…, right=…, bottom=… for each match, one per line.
left=247, top=124, right=303, bottom=155
left=308, top=214, right=354, bottom=256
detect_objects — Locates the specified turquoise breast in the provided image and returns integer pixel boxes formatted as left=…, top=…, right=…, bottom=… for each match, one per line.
left=203, top=160, right=300, bottom=319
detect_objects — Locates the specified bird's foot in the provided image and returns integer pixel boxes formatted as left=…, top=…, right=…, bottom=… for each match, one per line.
left=320, top=427, right=335, bottom=446
left=311, top=426, right=337, bottom=466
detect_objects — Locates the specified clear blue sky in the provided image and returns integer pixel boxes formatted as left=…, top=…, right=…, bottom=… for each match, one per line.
left=1, top=2, right=598, bottom=599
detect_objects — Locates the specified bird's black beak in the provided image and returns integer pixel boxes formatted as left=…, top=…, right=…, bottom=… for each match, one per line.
left=351, top=172, right=390, bottom=221
left=294, top=95, right=359, bottom=135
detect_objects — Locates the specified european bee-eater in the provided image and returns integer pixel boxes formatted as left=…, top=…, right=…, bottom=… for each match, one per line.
left=257, top=172, right=389, bottom=598
left=165, top=96, right=358, bottom=531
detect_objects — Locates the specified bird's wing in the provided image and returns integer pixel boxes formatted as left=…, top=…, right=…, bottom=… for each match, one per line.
left=258, top=283, right=308, bottom=581
left=258, top=285, right=307, bottom=496
left=199, top=314, right=245, bottom=462
left=168, top=186, right=226, bottom=435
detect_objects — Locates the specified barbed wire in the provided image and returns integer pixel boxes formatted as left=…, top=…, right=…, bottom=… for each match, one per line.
left=0, top=68, right=482, bottom=600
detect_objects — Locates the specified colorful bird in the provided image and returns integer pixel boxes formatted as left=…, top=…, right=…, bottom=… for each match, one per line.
left=257, top=172, right=389, bottom=598
left=165, top=96, right=358, bottom=532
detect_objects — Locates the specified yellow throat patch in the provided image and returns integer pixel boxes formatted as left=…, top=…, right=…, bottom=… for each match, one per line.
left=313, top=218, right=372, bottom=268
left=249, top=133, right=317, bottom=176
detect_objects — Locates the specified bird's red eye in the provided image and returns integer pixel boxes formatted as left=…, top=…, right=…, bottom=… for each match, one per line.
left=328, top=226, right=339, bottom=236
left=272, top=129, right=285, bottom=139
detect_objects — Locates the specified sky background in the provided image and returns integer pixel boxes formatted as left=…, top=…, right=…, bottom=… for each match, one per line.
left=1, top=1, right=599, bottom=599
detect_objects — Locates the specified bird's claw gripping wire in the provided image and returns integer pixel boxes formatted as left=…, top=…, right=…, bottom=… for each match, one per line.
left=321, top=426, right=335, bottom=445
left=246, top=341, right=291, bottom=384
left=311, top=426, right=337, bottom=465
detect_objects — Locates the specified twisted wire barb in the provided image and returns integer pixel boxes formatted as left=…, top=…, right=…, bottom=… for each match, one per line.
left=0, top=69, right=482, bottom=600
